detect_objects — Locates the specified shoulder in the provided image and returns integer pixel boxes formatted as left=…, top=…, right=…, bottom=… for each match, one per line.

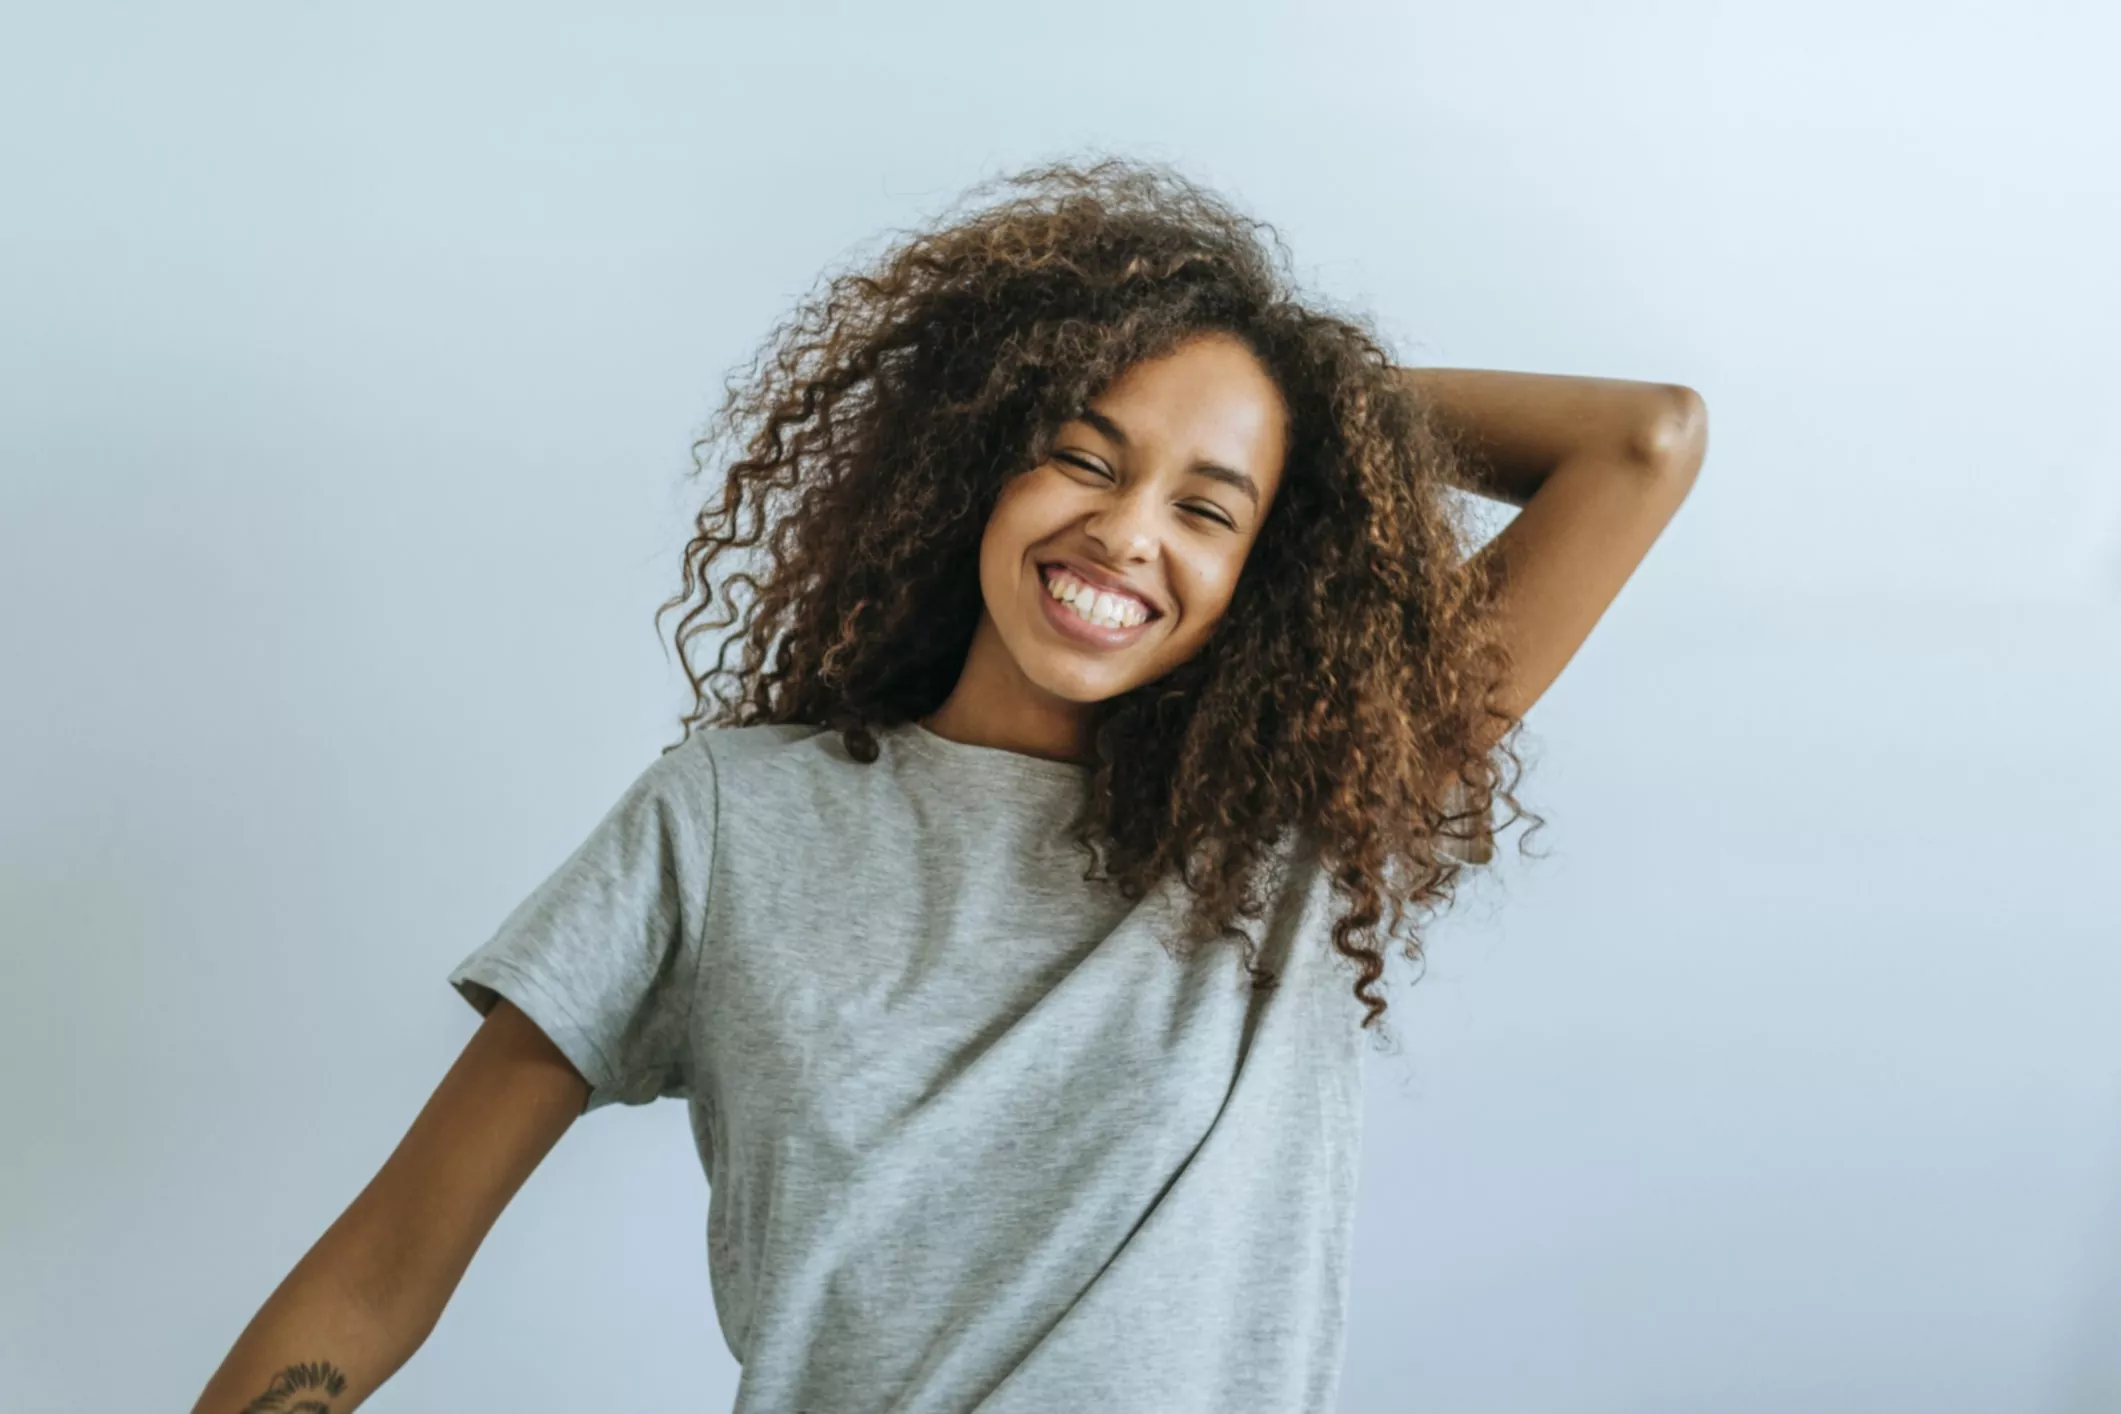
left=645, top=722, right=846, bottom=813
left=678, top=721, right=842, bottom=787
left=690, top=720, right=837, bottom=770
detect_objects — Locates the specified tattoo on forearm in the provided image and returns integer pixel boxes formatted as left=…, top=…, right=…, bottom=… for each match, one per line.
left=238, top=1360, right=348, bottom=1412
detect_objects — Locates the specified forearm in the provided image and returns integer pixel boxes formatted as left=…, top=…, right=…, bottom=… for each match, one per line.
left=192, top=992, right=582, bottom=1410
left=1397, top=366, right=1699, bottom=506
left=191, top=1227, right=436, bottom=1414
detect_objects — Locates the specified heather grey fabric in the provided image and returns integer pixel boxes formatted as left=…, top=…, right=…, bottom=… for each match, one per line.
left=448, top=719, right=1374, bottom=1413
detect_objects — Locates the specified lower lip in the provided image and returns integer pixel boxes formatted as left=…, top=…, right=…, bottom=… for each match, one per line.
left=1034, top=567, right=1158, bottom=649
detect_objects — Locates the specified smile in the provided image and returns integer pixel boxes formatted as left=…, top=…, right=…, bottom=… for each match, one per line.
left=1035, top=563, right=1160, bottom=648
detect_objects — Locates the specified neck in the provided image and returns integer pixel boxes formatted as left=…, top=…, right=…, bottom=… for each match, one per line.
left=920, top=611, right=1096, bottom=766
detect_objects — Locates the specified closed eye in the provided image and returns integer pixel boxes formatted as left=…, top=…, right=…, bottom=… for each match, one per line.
left=1055, top=453, right=1235, bottom=529
left=1055, top=452, right=1111, bottom=480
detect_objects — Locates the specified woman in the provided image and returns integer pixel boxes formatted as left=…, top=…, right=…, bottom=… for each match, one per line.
left=194, top=157, right=1706, bottom=1413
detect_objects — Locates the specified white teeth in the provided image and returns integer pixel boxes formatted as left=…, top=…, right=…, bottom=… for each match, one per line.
left=1044, top=567, right=1148, bottom=628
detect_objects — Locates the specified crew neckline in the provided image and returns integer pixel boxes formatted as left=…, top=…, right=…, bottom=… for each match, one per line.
left=893, top=719, right=1095, bottom=788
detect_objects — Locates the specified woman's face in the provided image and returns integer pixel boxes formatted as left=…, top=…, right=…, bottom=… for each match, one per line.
left=974, top=330, right=1290, bottom=711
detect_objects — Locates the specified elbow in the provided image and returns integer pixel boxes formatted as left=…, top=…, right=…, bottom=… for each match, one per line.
left=1627, top=385, right=1709, bottom=479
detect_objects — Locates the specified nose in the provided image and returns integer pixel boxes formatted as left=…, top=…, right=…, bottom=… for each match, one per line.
left=1083, top=485, right=1158, bottom=562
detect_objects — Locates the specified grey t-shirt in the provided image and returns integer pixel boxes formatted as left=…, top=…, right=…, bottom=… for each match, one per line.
left=448, top=719, right=1370, bottom=1413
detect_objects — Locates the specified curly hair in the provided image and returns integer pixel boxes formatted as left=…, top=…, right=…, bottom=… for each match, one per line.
left=655, top=154, right=1540, bottom=1045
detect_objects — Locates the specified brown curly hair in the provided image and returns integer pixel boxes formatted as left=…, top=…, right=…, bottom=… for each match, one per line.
left=655, top=154, right=1541, bottom=1046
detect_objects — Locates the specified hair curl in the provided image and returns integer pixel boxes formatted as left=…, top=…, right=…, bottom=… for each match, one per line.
left=656, top=154, right=1541, bottom=1046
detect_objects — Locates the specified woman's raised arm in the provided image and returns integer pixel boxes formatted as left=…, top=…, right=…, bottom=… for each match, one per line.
left=1401, top=366, right=1709, bottom=730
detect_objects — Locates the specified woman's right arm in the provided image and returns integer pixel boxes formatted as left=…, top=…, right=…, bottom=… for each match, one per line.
left=190, top=998, right=592, bottom=1413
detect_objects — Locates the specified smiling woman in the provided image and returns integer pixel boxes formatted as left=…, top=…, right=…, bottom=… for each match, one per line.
left=651, top=157, right=1650, bottom=1025
left=941, top=330, right=1292, bottom=748
left=194, top=153, right=1703, bottom=1414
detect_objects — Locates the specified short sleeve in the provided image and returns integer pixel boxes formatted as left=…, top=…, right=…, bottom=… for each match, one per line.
left=447, top=734, right=719, bottom=1114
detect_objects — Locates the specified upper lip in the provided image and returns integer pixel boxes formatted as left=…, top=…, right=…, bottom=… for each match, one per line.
left=1039, top=557, right=1166, bottom=618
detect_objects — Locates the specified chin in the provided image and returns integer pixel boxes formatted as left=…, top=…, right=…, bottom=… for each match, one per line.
left=1007, top=636, right=1128, bottom=702
left=1024, top=660, right=1126, bottom=705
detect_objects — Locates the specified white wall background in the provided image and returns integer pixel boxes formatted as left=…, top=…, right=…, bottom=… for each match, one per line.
left=4, top=3, right=2116, bottom=1411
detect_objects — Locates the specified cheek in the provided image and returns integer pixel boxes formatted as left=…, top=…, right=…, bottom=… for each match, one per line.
left=983, top=474, right=1060, bottom=552
left=1172, top=555, right=1245, bottom=622
left=976, top=483, right=1059, bottom=607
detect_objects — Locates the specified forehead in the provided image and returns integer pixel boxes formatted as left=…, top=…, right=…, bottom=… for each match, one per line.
left=1085, top=334, right=1288, bottom=465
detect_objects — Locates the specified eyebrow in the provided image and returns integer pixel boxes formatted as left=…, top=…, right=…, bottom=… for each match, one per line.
left=1075, top=406, right=1262, bottom=509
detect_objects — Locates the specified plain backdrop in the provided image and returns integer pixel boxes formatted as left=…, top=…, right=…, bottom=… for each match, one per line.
left=4, top=3, right=2117, bottom=1411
